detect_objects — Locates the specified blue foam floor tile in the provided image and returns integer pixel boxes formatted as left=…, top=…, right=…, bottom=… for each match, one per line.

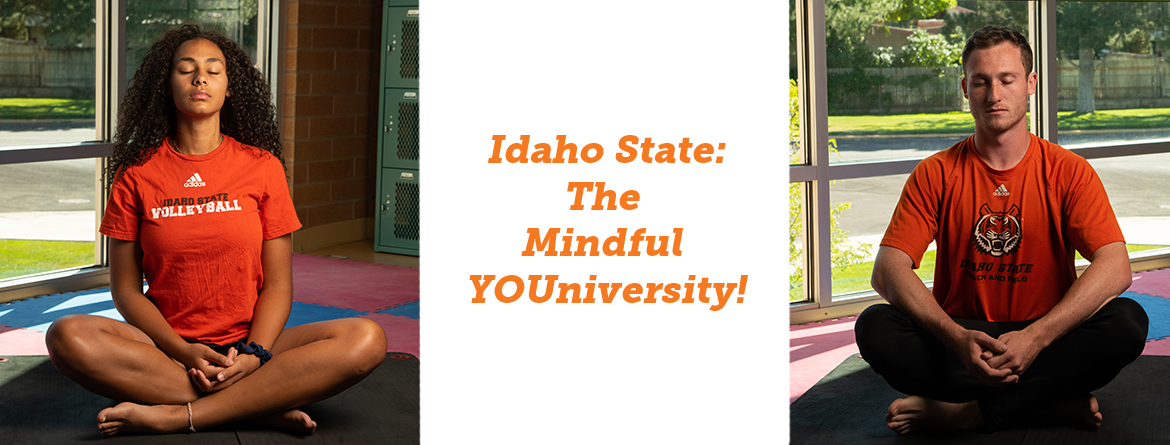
left=379, top=290, right=460, bottom=325
left=284, top=301, right=368, bottom=329
left=1, top=285, right=375, bottom=334
left=1124, top=292, right=1170, bottom=341
left=0, top=287, right=130, bottom=332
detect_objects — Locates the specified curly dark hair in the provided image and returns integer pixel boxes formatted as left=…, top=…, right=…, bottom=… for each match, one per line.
left=108, top=24, right=282, bottom=182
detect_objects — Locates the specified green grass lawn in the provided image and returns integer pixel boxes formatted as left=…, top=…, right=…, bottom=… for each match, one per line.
left=828, top=108, right=1170, bottom=136
left=791, top=244, right=1169, bottom=302
left=0, top=239, right=94, bottom=280
left=0, top=98, right=95, bottom=120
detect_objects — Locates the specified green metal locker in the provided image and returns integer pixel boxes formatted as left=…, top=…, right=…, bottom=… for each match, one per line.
left=376, top=0, right=458, bottom=258
left=383, top=6, right=442, bottom=89
left=379, top=167, right=439, bottom=257
left=381, top=87, right=439, bottom=170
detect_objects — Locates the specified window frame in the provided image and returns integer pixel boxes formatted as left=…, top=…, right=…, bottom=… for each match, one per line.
left=790, top=0, right=1170, bottom=324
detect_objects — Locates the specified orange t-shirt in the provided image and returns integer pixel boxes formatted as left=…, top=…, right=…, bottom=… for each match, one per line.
left=881, top=134, right=1123, bottom=322
left=100, top=135, right=302, bottom=344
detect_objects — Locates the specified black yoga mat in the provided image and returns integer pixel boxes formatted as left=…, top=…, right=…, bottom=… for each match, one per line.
left=791, top=354, right=1170, bottom=444
left=0, top=353, right=419, bottom=445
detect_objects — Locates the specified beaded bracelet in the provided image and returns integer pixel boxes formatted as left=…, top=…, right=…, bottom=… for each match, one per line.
left=234, top=341, right=273, bottom=365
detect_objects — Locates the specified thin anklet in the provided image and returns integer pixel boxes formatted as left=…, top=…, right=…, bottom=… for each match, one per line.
left=187, top=402, right=196, bottom=432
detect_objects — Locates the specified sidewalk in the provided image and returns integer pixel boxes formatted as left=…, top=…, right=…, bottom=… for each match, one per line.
left=0, top=211, right=94, bottom=242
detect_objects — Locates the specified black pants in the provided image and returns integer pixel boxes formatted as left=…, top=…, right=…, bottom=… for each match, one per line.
left=854, top=298, right=1148, bottom=431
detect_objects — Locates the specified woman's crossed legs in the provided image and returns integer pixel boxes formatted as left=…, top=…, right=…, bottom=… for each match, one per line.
left=46, top=314, right=387, bottom=436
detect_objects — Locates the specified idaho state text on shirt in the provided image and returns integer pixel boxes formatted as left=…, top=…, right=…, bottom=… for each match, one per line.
left=149, top=194, right=242, bottom=219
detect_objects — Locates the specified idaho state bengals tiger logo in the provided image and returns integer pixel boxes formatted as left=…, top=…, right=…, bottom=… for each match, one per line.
left=973, top=203, right=1021, bottom=257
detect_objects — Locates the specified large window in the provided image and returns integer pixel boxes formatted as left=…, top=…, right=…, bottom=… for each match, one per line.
left=792, top=0, right=1170, bottom=323
left=0, top=1, right=278, bottom=302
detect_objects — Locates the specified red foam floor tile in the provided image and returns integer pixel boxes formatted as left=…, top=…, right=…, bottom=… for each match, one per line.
left=0, top=325, right=48, bottom=356
left=790, top=316, right=859, bottom=403
left=362, top=313, right=458, bottom=395
left=291, top=253, right=419, bottom=312
left=1130, top=268, right=1170, bottom=298
left=1143, top=337, right=1170, bottom=356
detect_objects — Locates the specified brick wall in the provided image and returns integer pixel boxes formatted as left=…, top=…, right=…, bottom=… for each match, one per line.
left=283, top=0, right=382, bottom=250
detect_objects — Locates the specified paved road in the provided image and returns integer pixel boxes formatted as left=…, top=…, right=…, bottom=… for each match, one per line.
left=0, top=120, right=96, bottom=148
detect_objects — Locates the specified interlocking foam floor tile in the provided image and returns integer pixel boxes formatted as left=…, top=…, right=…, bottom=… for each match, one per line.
left=379, top=290, right=460, bottom=325
left=1129, top=267, right=1170, bottom=298
left=1122, top=292, right=1170, bottom=342
left=702, top=316, right=861, bottom=421
left=0, top=326, right=49, bottom=355
left=0, top=287, right=127, bottom=333
left=362, top=311, right=458, bottom=393
left=291, top=253, right=420, bottom=312
left=284, top=302, right=369, bottom=329
left=1143, top=337, right=1170, bottom=356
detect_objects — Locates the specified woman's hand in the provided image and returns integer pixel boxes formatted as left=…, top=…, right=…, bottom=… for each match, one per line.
left=187, top=346, right=263, bottom=393
left=177, top=343, right=232, bottom=383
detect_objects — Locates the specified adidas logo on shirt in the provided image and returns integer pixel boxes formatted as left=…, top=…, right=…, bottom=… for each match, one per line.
left=993, top=184, right=1009, bottom=197
left=184, top=173, right=206, bottom=188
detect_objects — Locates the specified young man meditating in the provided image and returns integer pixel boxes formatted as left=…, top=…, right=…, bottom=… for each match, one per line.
left=855, top=25, right=1148, bottom=434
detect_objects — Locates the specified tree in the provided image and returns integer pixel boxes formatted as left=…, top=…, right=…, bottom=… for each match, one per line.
left=697, top=0, right=954, bottom=69
left=697, top=40, right=865, bottom=306
left=898, top=29, right=962, bottom=67
left=1056, top=2, right=1156, bottom=114
left=942, top=0, right=1027, bottom=49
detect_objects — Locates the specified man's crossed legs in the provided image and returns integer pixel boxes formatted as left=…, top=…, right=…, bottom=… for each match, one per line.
left=855, top=298, right=1148, bottom=433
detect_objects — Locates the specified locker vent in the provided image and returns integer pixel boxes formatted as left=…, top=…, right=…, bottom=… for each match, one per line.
left=394, top=181, right=420, bottom=241
left=397, top=101, right=419, bottom=161
left=400, top=20, right=432, bottom=79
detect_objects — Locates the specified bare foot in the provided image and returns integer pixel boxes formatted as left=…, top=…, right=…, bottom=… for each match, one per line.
left=884, top=395, right=984, bottom=435
left=1030, top=395, right=1102, bottom=430
left=256, top=409, right=317, bottom=434
left=97, top=402, right=188, bottom=436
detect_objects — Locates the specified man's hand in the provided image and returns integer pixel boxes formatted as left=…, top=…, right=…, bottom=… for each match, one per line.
left=187, top=347, right=263, bottom=393
left=955, top=329, right=1018, bottom=386
left=985, top=329, right=1045, bottom=376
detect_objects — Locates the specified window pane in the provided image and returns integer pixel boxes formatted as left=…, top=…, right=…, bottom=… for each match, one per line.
left=702, top=182, right=804, bottom=313
left=790, top=0, right=804, bottom=166
left=0, top=0, right=97, bottom=148
left=830, top=175, right=935, bottom=297
left=1090, top=153, right=1170, bottom=253
left=0, top=159, right=97, bottom=280
left=1056, top=2, right=1170, bottom=146
left=127, top=0, right=261, bottom=77
left=826, top=0, right=1027, bottom=164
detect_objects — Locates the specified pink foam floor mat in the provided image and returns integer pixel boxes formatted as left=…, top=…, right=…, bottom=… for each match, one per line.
left=1129, top=268, right=1170, bottom=298
left=290, top=251, right=458, bottom=311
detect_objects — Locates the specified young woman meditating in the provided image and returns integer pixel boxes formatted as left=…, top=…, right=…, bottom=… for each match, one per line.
left=45, top=24, right=387, bottom=436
